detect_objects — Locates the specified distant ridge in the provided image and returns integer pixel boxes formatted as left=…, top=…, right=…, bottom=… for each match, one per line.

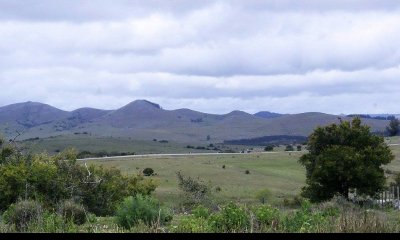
left=254, top=111, right=283, bottom=119
left=0, top=100, right=392, bottom=143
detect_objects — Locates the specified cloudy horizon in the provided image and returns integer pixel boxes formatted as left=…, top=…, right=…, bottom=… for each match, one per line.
left=1, top=0, right=400, bottom=115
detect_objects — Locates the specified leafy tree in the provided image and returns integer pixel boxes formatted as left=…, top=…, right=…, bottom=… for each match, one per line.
left=299, top=118, right=394, bottom=202
left=386, top=117, right=399, bottom=136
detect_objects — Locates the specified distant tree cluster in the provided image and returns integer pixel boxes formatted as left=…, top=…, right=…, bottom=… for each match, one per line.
left=346, top=114, right=396, bottom=121
left=264, top=145, right=274, bottom=152
left=285, top=145, right=294, bottom=151
left=386, top=118, right=399, bottom=136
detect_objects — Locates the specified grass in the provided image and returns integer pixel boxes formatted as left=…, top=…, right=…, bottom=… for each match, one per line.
left=83, top=139, right=400, bottom=208
left=83, top=151, right=306, bottom=207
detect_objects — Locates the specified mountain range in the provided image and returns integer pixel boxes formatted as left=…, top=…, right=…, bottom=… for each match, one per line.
left=0, top=100, right=394, bottom=144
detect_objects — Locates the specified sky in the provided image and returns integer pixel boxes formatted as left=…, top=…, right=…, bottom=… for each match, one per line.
left=0, top=0, right=400, bottom=114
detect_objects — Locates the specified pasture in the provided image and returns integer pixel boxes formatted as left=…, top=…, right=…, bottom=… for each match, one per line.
left=83, top=141, right=400, bottom=207
left=84, top=151, right=304, bottom=207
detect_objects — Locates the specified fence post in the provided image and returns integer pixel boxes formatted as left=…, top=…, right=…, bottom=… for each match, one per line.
left=393, top=186, right=395, bottom=202
left=398, top=186, right=400, bottom=210
left=385, top=191, right=387, bottom=205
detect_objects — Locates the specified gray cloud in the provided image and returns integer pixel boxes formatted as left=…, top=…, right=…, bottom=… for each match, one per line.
left=0, top=0, right=399, bottom=22
left=0, top=1, right=399, bottom=114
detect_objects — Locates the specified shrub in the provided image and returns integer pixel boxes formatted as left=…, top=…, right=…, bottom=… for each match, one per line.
left=283, top=195, right=304, bottom=208
left=264, top=146, right=274, bottom=152
left=245, top=170, right=250, bottom=175
left=208, top=203, right=250, bottom=233
left=222, top=165, right=226, bottom=169
left=3, top=200, right=43, bottom=232
left=143, top=168, right=154, bottom=176
left=297, top=145, right=302, bottom=151
left=285, top=145, right=294, bottom=151
left=176, top=172, right=210, bottom=206
left=281, top=200, right=328, bottom=233
left=57, top=200, right=87, bottom=225
left=192, top=205, right=210, bottom=219
left=115, top=195, right=172, bottom=229
left=0, top=148, right=158, bottom=216
left=252, top=205, right=280, bottom=231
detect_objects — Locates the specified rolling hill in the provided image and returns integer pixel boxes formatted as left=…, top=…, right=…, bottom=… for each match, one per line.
left=0, top=100, right=392, bottom=144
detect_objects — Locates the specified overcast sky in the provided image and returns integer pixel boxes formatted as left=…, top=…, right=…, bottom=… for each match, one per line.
left=1, top=0, right=400, bottom=114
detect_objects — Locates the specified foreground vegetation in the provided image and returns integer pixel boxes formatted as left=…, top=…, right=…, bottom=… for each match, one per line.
left=1, top=195, right=399, bottom=233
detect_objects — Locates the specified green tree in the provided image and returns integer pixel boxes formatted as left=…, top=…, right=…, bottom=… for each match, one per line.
left=299, top=118, right=394, bottom=202
left=386, top=117, right=399, bottom=136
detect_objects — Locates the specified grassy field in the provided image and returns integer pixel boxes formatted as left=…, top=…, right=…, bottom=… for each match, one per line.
left=83, top=141, right=400, bottom=207
left=83, top=151, right=306, bottom=207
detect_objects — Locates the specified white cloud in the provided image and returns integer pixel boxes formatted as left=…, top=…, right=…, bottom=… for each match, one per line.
left=0, top=1, right=400, bottom=114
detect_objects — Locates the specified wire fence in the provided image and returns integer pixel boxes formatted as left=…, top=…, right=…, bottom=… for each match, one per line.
left=376, top=186, right=400, bottom=210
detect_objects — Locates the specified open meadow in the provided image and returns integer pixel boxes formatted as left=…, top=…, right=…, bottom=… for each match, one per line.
left=83, top=142, right=400, bottom=208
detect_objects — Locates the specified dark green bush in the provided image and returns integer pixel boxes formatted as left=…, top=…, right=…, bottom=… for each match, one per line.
left=285, top=145, right=294, bottom=151
left=115, top=195, right=172, bottom=229
left=143, top=168, right=154, bottom=176
left=264, top=146, right=274, bottom=151
left=57, top=200, right=87, bottom=225
left=3, top=200, right=43, bottom=232
left=245, top=170, right=250, bottom=175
